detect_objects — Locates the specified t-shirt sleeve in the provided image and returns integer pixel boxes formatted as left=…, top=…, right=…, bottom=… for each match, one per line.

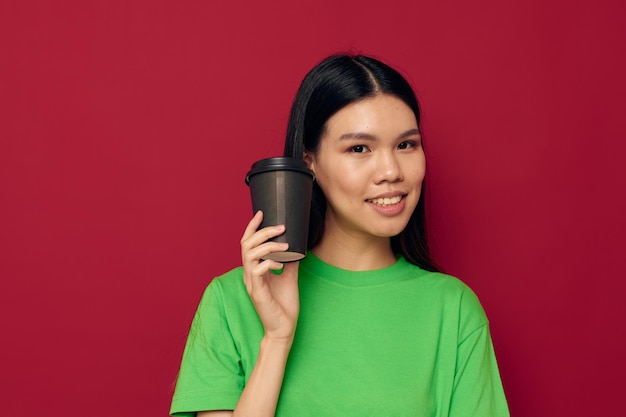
left=449, top=287, right=510, bottom=417
left=170, top=280, right=244, bottom=416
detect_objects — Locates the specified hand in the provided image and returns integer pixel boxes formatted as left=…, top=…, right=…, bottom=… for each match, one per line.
left=240, top=210, right=300, bottom=343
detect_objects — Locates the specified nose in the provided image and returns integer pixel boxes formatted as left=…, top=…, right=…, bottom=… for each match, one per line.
left=374, top=151, right=403, bottom=184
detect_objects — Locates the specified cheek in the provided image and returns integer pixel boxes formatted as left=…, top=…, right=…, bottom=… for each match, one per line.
left=315, top=162, right=363, bottom=200
left=318, top=170, right=356, bottom=197
left=408, top=155, right=427, bottom=184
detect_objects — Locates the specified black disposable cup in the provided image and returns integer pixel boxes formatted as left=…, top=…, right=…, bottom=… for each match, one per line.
left=245, top=157, right=314, bottom=262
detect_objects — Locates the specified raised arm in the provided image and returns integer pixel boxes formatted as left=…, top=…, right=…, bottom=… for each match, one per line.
left=217, top=210, right=300, bottom=417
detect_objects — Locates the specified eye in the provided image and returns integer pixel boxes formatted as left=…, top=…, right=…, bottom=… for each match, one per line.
left=349, top=145, right=370, bottom=153
left=398, top=140, right=419, bottom=150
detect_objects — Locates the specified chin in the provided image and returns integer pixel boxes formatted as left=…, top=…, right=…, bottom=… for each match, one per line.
left=371, top=223, right=409, bottom=238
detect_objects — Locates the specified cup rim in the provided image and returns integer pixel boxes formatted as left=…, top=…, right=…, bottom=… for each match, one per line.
left=245, top=157, right=315, bottom=185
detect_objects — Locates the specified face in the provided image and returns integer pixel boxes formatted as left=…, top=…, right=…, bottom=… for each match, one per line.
left=305, top=94, right=426, bottom=242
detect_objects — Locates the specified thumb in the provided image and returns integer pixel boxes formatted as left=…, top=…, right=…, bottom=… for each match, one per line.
left=282, top=261, right=300, bottom=277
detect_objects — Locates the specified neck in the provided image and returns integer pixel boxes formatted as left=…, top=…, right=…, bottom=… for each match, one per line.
left=311, top=227, right=397, bottom=271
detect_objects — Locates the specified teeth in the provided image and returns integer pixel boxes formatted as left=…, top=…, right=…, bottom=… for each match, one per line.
left=368, top=195, right=402, bottom=206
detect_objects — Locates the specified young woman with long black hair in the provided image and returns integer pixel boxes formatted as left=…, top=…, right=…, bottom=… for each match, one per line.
left=170, top=54, right=509, bottom=417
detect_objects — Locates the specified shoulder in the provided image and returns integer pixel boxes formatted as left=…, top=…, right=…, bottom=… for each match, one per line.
left=403, top=262, right=479, bottom=301
left=195, top=266, right=246, bottom=310
left=406, top=265, right=489, bottom=329
left=210, top=266, right=245, bottom=291
left=425, top=270, right=482, bottom=303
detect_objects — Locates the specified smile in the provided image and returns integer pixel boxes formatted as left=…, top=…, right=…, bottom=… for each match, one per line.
left=366, top=195, right=404, bottom=206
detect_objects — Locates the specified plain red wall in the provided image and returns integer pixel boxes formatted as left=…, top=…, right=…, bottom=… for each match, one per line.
left=1, top=1, right=625, bottom=416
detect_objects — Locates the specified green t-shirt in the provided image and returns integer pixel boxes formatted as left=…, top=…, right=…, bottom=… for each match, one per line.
left=170, top=253, right=509, bottom=416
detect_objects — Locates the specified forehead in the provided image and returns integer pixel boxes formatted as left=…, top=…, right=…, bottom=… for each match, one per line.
left=324, top=94, right=418, bottom=136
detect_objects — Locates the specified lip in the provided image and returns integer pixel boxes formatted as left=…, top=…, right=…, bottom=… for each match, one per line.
left=366, top=191, right=406, bottom=200
left=365, top=193, right=407, bottom=216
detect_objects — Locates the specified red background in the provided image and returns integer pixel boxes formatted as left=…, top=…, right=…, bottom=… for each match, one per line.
left=1, top=1, right=625, bottom=416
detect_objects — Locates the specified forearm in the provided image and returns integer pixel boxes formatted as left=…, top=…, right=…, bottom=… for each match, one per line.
left=232, top=336, right=292, bottom=417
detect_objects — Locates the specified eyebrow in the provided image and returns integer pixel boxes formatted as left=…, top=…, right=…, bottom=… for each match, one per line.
left=338, top=128, right=421, bottom=141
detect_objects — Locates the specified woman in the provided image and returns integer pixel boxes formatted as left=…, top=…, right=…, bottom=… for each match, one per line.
left=170, top=54, right=509, bottom=416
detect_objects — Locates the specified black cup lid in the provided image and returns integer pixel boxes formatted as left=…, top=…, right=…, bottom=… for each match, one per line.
left=245, top=157, right=314, bottom=184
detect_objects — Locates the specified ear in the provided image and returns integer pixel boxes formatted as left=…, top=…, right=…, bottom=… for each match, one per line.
left=303, top=151, right=316, bottom=174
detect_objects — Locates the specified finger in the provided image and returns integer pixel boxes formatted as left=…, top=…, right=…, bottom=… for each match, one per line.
left=282, top=261, right=299, bottom=277
left=241, top=210, right=264, bottom=242
left=247, top=258, right=285, bottom=288
left=278, top=262, right=300, bottom=289
left=241, top=224, right=286, bottom=253
left=243, top=241, right=289, bottom=267
left=241, top=211, right=283, bottom=263
left=262, top=259, right=284, bottom=272
left=248, top=259, right=283, bottom=296
left=243, top=247, right=289, bottom=287
left=242, top=235, right=287, bottom=293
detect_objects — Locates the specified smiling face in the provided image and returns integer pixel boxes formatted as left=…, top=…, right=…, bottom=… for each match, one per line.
left=305, top=93, right=426, bottom=245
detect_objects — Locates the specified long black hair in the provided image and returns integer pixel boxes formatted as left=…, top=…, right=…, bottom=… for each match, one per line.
left=283, top=54, right=439, bottom=272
